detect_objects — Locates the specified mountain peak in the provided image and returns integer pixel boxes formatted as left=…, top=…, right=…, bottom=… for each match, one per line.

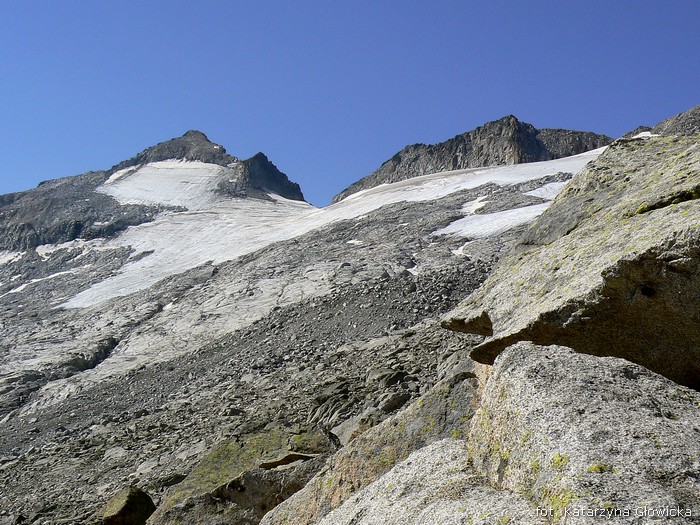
left=249, top=151, right=269, bottom=161
left=181, top=129, right=210, bottom=141
left=496, top=114, right=519, bottom=123
left=111, top=131, right=236, bottom=172
left=331, top=117, right=612, bottom=203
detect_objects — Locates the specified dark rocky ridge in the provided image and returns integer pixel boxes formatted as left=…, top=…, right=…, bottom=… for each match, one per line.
left=112, top=130, right=236, bottom=170
left=652, top=103, right=700, bottom=135
left=0, top=170, right=162, bottom=251
left=0, top=132, right=304, bottom=251
left=331, top=115, right=612, bottom=203
left=218, top=152, right=305, bottom=202
left=622, top=104, right=700, bottom=138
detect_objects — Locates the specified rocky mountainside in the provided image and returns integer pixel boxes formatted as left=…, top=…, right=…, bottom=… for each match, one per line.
left=111, top=130, right=305, bottom=201
left=0, top=107, right=698, bottom=525
left=444, top=131, right=700, bottom=389
left=652, top=104, right=700, bottom=135
left=331, top=115, right=612, bottom=203
left=0, top=131, right=303, bottom=251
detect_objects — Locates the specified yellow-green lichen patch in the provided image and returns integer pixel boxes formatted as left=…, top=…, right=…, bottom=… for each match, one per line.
left=586, top=462, right=613, bottom=474
left=542, top=486, right=579, bottom=523
left=99, top=487, right=131, bottom=517
left=551, top=452, right=570, bottom=470
left=162, top=426, right=329, bottom=510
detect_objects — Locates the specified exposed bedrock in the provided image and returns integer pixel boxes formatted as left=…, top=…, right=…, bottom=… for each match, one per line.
left=444, top=133, right=700, bottom=389
left=261, top=342, right=700, bottom=524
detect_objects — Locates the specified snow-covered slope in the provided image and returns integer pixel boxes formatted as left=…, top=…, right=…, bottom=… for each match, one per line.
left=99, top=160, right=230, bottom=209
left=62, top=147, right=604, bottom=308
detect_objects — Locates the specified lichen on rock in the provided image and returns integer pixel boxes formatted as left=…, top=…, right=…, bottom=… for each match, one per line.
left=443, top=133, right=700, bottom=389
left=97, top=485, right=156, bottom=525
left=147, top=425, right=334, bottom=525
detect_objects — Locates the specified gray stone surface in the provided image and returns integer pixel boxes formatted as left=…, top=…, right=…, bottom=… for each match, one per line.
left=444, top=133, right=700, bottom=389
left=468, top=342, right=700, bottom=524
left=318, top=439, right=541, bottom=525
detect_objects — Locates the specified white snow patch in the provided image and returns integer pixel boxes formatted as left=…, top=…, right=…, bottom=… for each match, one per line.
left=525, top=181, right=568, bottom=200
left=451, top=240, right=475, bottom=257
left=62, top=200, right=314, bottom=308
left=104, top=165, right=141, bottom=184
left=0, top=251, right=24, bottom=266
left=461, top=195, right=489, bottom=214
left=339, top=147, right=604, bottom=206
left=631, top=131, right=659, bottom=139
left=434, top=203, right=551, bottom=238
left=35, top=238, right=109, bottom=260
left=0, top=268, right=85, bottom=298
left=63, top=149, right=604, bottom=308
left=97, top=160, right=231, bottom=210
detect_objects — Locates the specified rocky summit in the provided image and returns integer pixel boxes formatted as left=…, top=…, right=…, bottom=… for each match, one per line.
left=331, top=115, right=612, bottom=203
left=0, top=131, right=303, bottom=252
left=0, top=105, right=699, bottom=525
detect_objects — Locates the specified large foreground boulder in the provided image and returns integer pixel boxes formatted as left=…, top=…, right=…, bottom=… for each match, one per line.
left=97, top=486, right=156, bottom=525
left=147, top=425, right=334, bottom=525
left=468, top=342, right=700, bottom=524
left=443, top=133, right=700, bottom=389
left=317, top=439, right=539, bottom=525
left=263, top=342, right=700, bottom=524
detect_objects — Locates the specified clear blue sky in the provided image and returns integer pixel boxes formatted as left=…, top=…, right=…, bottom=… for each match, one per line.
left=0, top=1, right=698, bottom=206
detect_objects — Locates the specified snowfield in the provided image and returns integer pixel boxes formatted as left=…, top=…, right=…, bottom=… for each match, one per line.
left=0, top=251, right=24, bottom=266
left=433, top=203, right=551, bottom=238
left=63, top=148, right=604, bottom=308
left=98, top=160, right=233, bottom=210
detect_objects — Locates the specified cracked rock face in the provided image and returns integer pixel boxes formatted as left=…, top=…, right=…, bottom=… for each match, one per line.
left=444, top=133, right=700, bottom=389
left=331, top=115, right=612, bottom=203
left=263, top=342, right=700, bottom=525
left=469, top=343, right=700, bottom=524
